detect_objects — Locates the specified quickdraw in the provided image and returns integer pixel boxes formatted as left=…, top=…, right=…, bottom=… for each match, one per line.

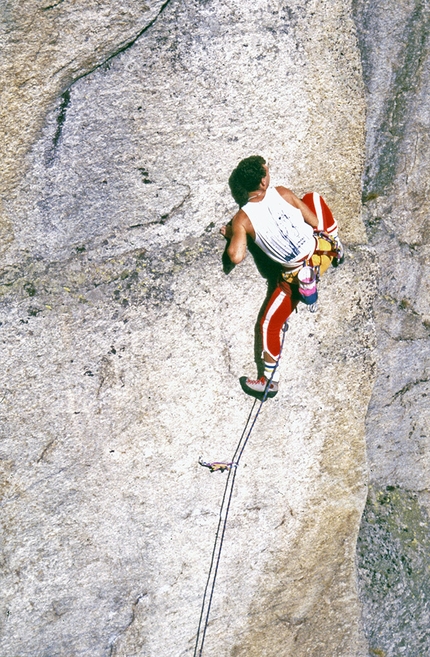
left=198, top=457, right=237, bottom=473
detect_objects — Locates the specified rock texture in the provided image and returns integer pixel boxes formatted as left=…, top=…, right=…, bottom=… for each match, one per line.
left=2, top=0, right=426, bottom=654
left=0, top=0, right=169, bottom=248
left=353, top=0, right=430, bottom=654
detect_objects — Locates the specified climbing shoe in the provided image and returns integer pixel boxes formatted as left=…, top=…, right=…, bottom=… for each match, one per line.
left=332, top=237, right=345, bottom=267
left=240, top=375, right=278, bottom=400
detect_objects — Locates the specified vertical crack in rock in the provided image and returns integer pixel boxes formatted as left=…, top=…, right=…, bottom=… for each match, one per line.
left=52, top=89, right=71, bottom=149
left=47, top=0, right=173, bottom=161
left=362, top=0, right=428, bottom=199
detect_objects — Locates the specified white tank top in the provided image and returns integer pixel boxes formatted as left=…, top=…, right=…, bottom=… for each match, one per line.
left=242, top=187, right=316, bottom=266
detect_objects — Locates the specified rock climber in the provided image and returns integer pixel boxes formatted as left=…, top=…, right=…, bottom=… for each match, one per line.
left=221, top=155, right=344, bottom=399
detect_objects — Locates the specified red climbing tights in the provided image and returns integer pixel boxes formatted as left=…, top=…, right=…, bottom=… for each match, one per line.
left=260, top=192, right=338, bottom=360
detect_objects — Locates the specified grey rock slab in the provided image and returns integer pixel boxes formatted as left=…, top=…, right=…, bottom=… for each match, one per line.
left=5, top=0, right=366, bottom=266
left=353, top=0, right=430, bottom=497
left=353, top=0, right=430, bottom=653
left=0, top=0, right=169, bottom=248
left=1, top=246, right=375, bottom=656
left=1, top=0, right=373, bottom=655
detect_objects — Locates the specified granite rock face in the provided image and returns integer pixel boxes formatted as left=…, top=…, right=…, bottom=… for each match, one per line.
left=353, top=0, right=430, bottom=493
left=0, top=0, right=168, bottom=247
left=353, top=0, right=430, bottom=654
left=3, top=0, right=424, bottom=654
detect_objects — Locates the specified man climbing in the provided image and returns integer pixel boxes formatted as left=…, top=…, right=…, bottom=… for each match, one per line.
left=221, top=155, right=344, bottom=399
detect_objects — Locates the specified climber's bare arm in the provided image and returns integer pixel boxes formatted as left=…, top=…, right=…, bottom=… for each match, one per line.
left=220, top=210, right=254, bottom=265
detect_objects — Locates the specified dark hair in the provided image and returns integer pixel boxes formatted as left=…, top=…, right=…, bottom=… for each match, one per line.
left=229, top=155, right=266, bottom=206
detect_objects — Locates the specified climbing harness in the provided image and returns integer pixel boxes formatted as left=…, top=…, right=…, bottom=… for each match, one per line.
left=313, top=231, right=341, bottom=256
left=280, top=231, right=340, bottom=314
left=193, top=322, right=289, bottom=657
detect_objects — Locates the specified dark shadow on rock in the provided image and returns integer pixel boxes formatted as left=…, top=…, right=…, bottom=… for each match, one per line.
left=222, top=246, right=235, bottom=274
left=221, top=220, right=235, bottom=274
left=222, top=231, right=297, bottom=377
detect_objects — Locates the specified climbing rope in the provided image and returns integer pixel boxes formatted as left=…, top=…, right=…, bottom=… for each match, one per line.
left=193, top=322, right=289, bottom=657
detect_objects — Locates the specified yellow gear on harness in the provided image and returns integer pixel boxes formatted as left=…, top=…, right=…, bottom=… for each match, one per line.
left=281, top=236, right=335, bottom=284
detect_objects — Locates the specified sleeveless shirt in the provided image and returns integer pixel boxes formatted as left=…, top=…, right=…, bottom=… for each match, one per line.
left=242, top=187, right=316, bottom=266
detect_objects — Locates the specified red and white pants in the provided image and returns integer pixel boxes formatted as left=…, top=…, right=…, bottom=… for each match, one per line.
left=260, top=193, right=338, bottom=360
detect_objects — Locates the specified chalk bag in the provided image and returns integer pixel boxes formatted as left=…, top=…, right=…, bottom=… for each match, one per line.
left=297, top=266, right=318, bottom=305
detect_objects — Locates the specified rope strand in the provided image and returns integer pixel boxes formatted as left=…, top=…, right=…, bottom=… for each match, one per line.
left=193, top=400, right=257, bottom=657
left=193, top=323, right=289, bottom=657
